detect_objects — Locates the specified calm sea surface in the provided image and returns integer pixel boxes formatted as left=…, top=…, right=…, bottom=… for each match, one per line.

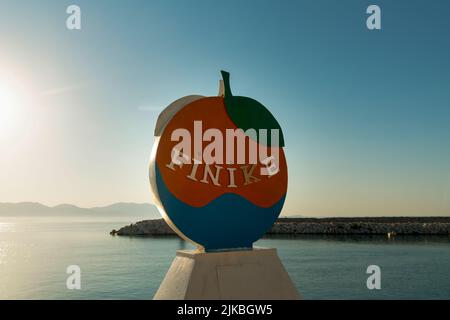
left=0, top=217, right=449, bottom=299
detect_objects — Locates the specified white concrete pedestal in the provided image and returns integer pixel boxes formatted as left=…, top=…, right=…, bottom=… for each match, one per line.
left=154, top=247, right=301, bottom=300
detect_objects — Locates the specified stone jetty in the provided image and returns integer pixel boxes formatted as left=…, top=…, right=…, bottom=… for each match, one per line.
left=111, top=217, right=450, bottom=236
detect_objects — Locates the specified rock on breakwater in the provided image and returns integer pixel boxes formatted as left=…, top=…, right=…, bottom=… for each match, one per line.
left=112, top=217, right=450, bottom=236
left=111, top=219, right=175, bottom=236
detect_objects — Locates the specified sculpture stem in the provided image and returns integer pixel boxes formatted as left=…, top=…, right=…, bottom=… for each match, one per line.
left=221, top=70, right=233, bottom=98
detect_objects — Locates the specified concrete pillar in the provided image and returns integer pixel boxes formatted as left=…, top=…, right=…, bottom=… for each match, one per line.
left=154, top=247, right=301, bottom=300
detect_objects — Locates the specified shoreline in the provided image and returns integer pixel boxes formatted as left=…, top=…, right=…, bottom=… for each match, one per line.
left=111, top=217, right=450, bottom=236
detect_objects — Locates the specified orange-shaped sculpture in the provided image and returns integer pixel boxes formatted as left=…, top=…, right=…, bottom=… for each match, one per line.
left=150, top=71, right=287, bottom=251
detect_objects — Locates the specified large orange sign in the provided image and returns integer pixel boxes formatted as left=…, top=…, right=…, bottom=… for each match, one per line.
left=149, top=71, right=287, bottom=251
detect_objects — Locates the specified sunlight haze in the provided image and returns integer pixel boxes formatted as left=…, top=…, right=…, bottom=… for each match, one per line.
left=0, top=0, right=449, bottom=216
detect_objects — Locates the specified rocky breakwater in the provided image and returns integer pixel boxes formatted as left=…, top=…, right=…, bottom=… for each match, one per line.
left=111, top=217, right=450, bottom=236
left=270, top=217, right=450, bottom=235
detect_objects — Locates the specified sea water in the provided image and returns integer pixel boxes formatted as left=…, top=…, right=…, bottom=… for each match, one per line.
left=0, top=217, right=449, bottom=299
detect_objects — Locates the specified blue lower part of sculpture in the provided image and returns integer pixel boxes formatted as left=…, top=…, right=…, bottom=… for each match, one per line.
left=155, top=165, right=285, bottom=252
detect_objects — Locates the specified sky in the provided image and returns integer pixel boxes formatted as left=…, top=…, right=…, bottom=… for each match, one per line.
left=0, top=0, right=449, bottom=216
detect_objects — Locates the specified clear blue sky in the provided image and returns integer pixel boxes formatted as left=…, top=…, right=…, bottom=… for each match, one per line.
left=0, top=0, right=449, bottom=216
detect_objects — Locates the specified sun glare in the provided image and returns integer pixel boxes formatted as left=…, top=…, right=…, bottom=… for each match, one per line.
left=0, top=83, right=24, bottom=138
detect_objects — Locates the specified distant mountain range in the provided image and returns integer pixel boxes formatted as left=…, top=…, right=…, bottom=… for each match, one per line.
left=0, top=202, right=162, bottom=219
